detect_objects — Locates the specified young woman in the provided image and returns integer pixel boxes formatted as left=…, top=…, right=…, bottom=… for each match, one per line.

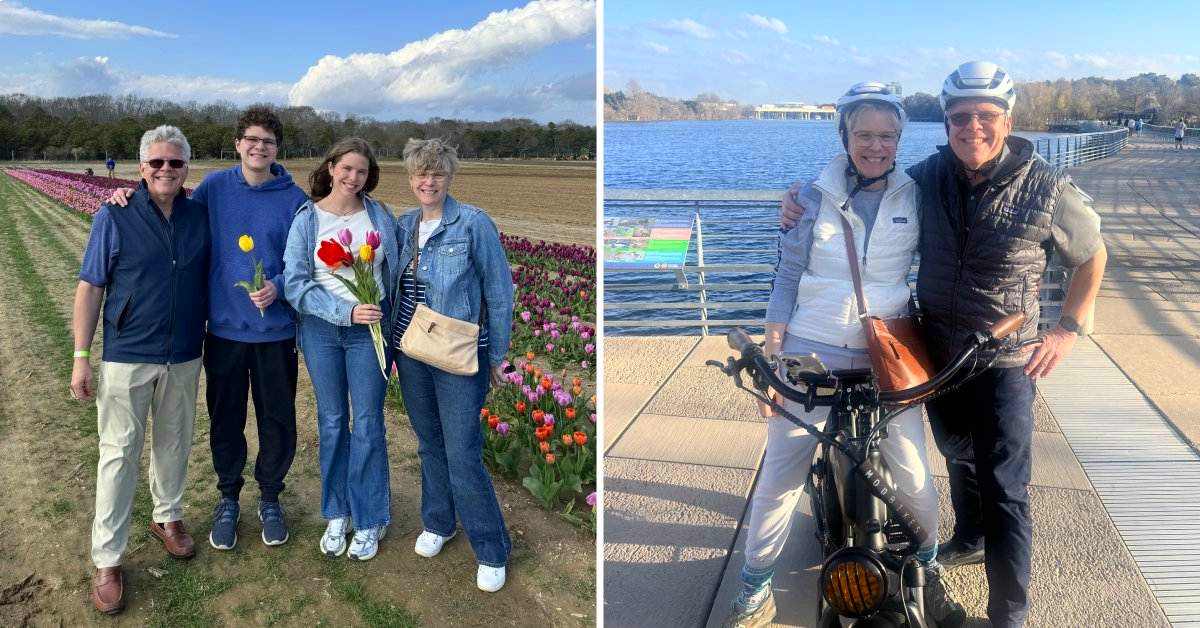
left=283, top=138, right=400, bottom=561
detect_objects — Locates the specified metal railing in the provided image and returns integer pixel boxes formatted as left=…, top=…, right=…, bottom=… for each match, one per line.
left=604, top=191, right=1071, bottom=335
left=1029, top=128, right=1129, bottom=168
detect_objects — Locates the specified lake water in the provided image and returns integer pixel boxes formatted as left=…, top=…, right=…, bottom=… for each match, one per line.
left=602, top=120, right=1075, bottom=335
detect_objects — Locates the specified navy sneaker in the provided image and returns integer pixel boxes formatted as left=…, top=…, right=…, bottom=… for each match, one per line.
left=209, top=498, right=239, bottom=550
left=259, top=500, right=289, bottom=546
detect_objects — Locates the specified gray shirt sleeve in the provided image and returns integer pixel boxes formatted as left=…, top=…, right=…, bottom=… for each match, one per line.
left=1050, top=179, right=1103, bottom=268
left=766, top=182, right=821, bottom=324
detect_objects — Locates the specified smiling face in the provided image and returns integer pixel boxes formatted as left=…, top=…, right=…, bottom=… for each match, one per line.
left=946, top=99, right=1012, bottom=170
left=138, top=142, right=187, bottom=200
left=235, top=124, right=278, bottom=172
left=409, top=169, right=452, bottom=210
left=847, top=107, right=900, bottom=180
left=328, top=151, right=370, bottom=198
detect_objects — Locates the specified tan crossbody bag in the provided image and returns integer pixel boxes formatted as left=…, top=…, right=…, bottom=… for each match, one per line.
left=399, top=222, right=480, bottom=375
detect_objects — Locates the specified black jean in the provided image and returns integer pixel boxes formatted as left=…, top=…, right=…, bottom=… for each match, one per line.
left=204, top=333, right=298, bottom=503
left=928, top=365, right=1035, bottom=628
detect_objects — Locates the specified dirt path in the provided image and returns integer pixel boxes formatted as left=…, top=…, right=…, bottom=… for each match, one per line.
left=0, top=176, right=596, bottom=627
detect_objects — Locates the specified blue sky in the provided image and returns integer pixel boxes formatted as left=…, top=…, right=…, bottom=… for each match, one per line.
left=0, top=0, right=596, bottom=123
left=605, top=0, right=1200, bottom=104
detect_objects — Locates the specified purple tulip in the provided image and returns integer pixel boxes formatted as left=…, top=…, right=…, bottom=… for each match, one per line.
left=580, top=331, right=592, bottom=340
left=550, top=330, right=560, bottom=340
left=520, top=311, right=532, bottom=322
left=337, top=228, right=353, bottom=246
left=589, top=413, right=597, bottom=424
left=584, top=343, right=595, bottom=354
left=497, top=422, right=510, bottom=436
left=586, top=492, right=597, bottom=507
left=365, top=230, right=381, bottom=249
left=533, top=329, right=541, bottom=337
left=544, top=414, right=555, bottom=427
left=546, top=343, right=555, bottom=352
left=581, top=360, right=590, bottom=369
left=506, top=372, right=523, bottom=385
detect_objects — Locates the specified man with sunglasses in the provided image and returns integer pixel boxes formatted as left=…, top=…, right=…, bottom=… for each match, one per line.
left=72, top=126, right=210, bottom=614
left=782, top=62, right=1107, bottom=626
left=108, top=107, right=309, bottom=551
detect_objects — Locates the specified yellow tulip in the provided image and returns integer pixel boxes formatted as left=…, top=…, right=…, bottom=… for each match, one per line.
left=359, top=244, right=374, bottom=263
left=238, top=234, right=254, bottom=253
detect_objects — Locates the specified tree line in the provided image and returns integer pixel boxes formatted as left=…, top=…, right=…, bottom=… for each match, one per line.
left=606, top=73, right=1200, bottom=129
left=0, top=94, right=596, bottom=161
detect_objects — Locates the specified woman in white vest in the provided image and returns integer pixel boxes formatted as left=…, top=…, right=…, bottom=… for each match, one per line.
left=723, top=83, right=965, bottom=628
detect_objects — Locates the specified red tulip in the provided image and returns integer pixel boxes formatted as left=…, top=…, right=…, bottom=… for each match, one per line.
left=317, top=239, right=353, bottom=269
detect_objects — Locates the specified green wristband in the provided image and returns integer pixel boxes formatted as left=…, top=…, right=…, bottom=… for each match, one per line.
left=73, top=350, right=90, bottom=358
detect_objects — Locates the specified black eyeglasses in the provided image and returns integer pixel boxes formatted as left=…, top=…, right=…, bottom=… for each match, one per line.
left=948, top=111, right=1004, bottom=127
left=146, top=158, right=186, bottom=169
left=240, top=135, right=278, bottom=148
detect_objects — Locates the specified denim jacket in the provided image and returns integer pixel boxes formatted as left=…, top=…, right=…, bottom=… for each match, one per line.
left=391, top=196, right=514, bottom=365
left=283, top=196, right=401, bottom=334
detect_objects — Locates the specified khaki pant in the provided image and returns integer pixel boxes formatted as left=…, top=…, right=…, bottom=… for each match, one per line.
left=91, top=358, right=201, bottom=568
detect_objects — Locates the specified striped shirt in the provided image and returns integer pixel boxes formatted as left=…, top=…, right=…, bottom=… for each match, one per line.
left=391, top=260, right=489, bottom=353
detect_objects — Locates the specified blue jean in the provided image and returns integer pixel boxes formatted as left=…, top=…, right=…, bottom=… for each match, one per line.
left=395, top=352, right=510, bottom=567
left=927, top=365, right=1035, bottom=628
left=299, top=315, right=391, bottom=529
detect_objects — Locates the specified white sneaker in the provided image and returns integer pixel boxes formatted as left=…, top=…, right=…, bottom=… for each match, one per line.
left=348, top=525, right=387, bottom=561
left=320, top=517, right=352, bottom=557
left=477, top=565, right=506, bottom=592
left=414, top=530, right=456, bottom=558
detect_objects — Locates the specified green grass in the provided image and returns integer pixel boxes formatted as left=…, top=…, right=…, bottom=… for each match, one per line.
left=145, top=560, right=239, bottom=628
left=323, top=560, right=421, bottom=627
left=12, top=191, right=84, bottom=267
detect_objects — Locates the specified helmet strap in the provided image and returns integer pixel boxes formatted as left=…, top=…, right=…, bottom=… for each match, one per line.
left=844, top=161, right=895, bottom=199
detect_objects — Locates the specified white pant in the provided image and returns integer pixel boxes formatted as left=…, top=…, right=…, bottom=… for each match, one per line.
left=91, top=358, right=201, bottom=568
left=743, top=349, right=939, bottom=570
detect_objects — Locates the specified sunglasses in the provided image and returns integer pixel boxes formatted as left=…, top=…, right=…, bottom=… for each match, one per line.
left=948, top=111, right=1004, bottom=127
left=146, top=158, right=187, bottom=169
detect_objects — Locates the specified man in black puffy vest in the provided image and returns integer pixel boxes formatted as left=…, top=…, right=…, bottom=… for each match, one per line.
left=783, top=62, right=1107, bottom=627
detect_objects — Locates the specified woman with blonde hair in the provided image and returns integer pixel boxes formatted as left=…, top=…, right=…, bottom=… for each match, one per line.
left=388, top=138, right=514, bottom=591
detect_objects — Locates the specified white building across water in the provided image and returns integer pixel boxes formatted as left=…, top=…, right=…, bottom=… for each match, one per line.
left=752, top=102, right=836, bottom=120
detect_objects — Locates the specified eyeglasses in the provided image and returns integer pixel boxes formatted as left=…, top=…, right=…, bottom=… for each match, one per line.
left=851, top=131, right=900, bottom=147
left=948, top=111, right=1005, bottom=127
left=146, top=158, right=186, bottom=169
left=412, top=172, right=448, bottom=182
left=239, top=135, right=278, bottom=148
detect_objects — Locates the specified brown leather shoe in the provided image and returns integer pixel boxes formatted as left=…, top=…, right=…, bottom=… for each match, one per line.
left=91, top=566, right=124, bottom=615
left=150, top=520, right=196, bottom=559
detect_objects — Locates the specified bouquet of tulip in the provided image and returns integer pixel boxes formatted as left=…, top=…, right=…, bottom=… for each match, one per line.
left=317, top=228, right=387, bottom=375
left=233, top=234, right=266, bottom=317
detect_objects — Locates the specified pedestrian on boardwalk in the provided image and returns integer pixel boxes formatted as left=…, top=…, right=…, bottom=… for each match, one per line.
left=725, top=82, right=965, bottom=628
left=1176, top=119, right=1186, bottom=149
left=283, top=138, right=400, bottom=561
left=783, top=61, right=1108, bottom=627
left=72, top=125, right=210, bottom=615
left=388, top=138, right=515, bottom=592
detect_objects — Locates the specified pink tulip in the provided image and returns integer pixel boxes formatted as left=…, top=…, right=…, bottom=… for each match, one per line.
left=586, top=492, right=597, bottom=507
left=520, top=311, right=532, bottom=322
left=546, top=343, right=554, bottom=352
left=365, top=230, right=381, bottom=249
left=338, top=228, right=353, bottom=246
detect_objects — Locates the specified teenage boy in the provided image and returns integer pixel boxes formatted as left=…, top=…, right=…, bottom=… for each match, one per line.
left=110, top=107, right=308, bottom=549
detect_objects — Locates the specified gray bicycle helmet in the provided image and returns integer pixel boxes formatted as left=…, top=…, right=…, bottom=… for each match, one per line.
left=835, top=81, right=907, bottom=150
left=939, top=61, right=1016, bottom=112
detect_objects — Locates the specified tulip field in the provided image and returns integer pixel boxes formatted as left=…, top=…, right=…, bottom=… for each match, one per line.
left=0, top=165, right=596, bottom=626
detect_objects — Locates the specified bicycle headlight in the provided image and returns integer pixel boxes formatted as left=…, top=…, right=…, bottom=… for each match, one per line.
left=820, top=547, right=888, bottom=618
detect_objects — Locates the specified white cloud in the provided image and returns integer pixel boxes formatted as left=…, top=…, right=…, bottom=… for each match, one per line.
left=0, top=1, right=175, bottom=39
left=813, top=34, right=840, bottom=46
left=723, top=50, right=750, bottom=65
left=1045, top=51, right=1070, bottom=69
left=287, top=0, right=595, bottom=118
left=0, top=56, right=289, bottom=105
left=1072, top=53, right=1113, bottom=70
left=645, top=41, right=670, bottom=54
left=656, top=18, right=715, bottom=40
left=744, top=14, right=787, bottom=34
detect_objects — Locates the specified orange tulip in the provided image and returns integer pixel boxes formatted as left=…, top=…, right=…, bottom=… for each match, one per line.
left=565, top=407, right=576, bottom=420
left=532, top=409, right=545, bottom=424
left=487, top=416, right=499, bottom=429
left=540, top=441, right=550, bottom=454
left=562, top=434, right=572, bottom=446
left=573, top=431, right=588, bottom=446
left=540, top=377, right=551, bottom=391
left=515, top=401, right=526, bottom=413
left=572, top=385, right=583, bottom=396
left=572, top=377, right=583, bottom=388
left=480, top=408, right=490, bottom=418
left=545, top=453, right=556, bottom=464
left=535, top=426, right=553, bottom=441
left=526, top=351, right=536, bottom=361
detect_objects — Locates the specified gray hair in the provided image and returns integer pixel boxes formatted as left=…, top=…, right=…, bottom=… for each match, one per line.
left=845, top=101, right=903, bottom=135
left=403, top=138, right=459, bottom=176
left=138, top=125, right=192, bottom=163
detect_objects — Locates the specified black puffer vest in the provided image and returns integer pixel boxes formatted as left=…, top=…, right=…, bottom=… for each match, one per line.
left=907, top=136, right=1065, bottom=368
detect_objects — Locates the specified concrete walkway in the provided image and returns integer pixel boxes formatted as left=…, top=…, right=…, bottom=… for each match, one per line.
left=602, top=136, right=1200, bottom=627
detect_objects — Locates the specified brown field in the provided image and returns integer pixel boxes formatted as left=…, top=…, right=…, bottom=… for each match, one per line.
left=0, top=167, right=596, bottom=627
left=65, top=158, right=597, bottom=246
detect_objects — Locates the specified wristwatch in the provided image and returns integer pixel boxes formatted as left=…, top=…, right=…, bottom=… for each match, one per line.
left=1058, top=315, right=1081, bottom=334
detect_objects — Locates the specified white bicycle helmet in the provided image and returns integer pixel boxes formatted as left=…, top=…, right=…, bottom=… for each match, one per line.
left=835, top=82, right=907, bottom=150
left=939, top=61, right=1016, bottom=112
